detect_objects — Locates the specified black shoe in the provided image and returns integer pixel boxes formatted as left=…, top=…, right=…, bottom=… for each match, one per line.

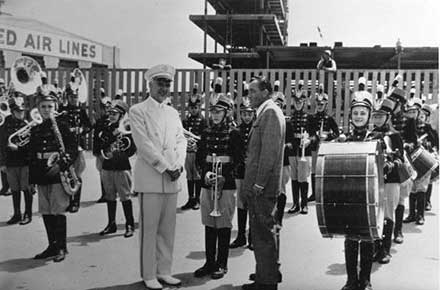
left=358, top=280, right=372, bottom=290
left=181, top=199, right=195, bottom=210
left=68, top=204, right=79, bottom=213
left=287, top=205, right=300, bottom=214
left=0, top=187, right=10, bottom=196
left=247, top=243, right=254, bottom=251
left=242, top=282, right=277, bottom=290
left=6, top=214, right=22, bottom=225
left=425, top=201, right=432, bottom=211
left=124, top=225, right=134, bottom=238
left=99, top=223, right=117, bottom=235
left=192, top=201, right=200, bottom=210
left=403, top=214, right=416, bottom=223
left=19, top=213, right=32, bottom=225
left=393, top=232, right=404, bottom=244
left=211, top=267, right=227, bottom=279
left=96, top=197, right=107, bottom=203
left=230, top=235, right=247, bottom=248
left=378, top=253, right=391, bottom=264
left=307, top=194, right=316, bottom=202
left=194, top=263, right=216, bottom=277
left=341, top=280, right=359, bottom=290
left=249, top=272, right=282, bottom=283
left=416, top=215, right=425, bottom=225
left=34, top=245, right=57, bottom=259
left=53, top=249, right=66, bottom=262
left=300, top=206, right=308, bottom=214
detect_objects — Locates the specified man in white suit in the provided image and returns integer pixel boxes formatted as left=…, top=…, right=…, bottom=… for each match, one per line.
left=130, top=64, right=187, bottom=290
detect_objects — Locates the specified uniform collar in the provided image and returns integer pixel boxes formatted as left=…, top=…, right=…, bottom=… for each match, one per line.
left=147, top=96, right=167, bottom=110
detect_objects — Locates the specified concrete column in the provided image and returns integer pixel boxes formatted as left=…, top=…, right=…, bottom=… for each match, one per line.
left=3, top=50, right=21, bottom=68
left=43, top=56, right=60, bottom=69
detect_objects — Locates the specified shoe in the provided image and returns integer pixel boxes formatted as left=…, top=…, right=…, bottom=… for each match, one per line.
left=181, top=199, right=195, bottom=210
left=68, top=204, right=79, bottom=213
left=403, top=214, right=416, bottom=223
left=341, top=280, right=359, bottom=290
left=249, top=272, right=282, bottom=283
left=242, top=282, right=278, bottom=290
left=99, top=223, right=117, bottom=235
left=96, top=197, right=107, bottom=203
left=393, top=233, right=404, bottom=244
left=230, top=235, right=247, bottom=248
left=358, top=280, right=373, bottom=290
left=211, top=267, right=227, bottom=279
left=124, top=225, right=134, bottom=238
left=307, top=194, right=316, bottom=202
left=34, top=245, right=57, bottom=259
left=157, top=275, right=181, bottom=286
left=378, top=253, right=391, bottom=264
left=143, top=279, right=163, bottom=290
left=6, top=214, right=22, bottom=225
left=416, top=215, right=425, bottom=225
left=425, top=201, right=432, bottom=211
left=287, top=205, right=300, bottom=214
left=53, top=249, right=66, bottom=262
left=194, top=263, right=216, bottom=277
left=192, top=202, right=200, bottom=210
left=0, top=187, right=10, bottom=196
left=247, top=243, right=254, bottom=251
left=19, top=213, right=32, bottom=225
left=300, top=206, right=308, bottom=214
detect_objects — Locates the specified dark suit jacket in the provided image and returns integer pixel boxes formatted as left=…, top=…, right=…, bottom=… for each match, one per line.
left=242, top=99, right=285, bottom=198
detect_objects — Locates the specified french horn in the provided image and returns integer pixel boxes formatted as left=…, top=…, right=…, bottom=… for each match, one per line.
left=10, top=56, right=43, bottom=96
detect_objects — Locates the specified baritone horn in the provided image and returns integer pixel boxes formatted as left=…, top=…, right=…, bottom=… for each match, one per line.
left=10, top=56, right=42, bottom=96
left=70, top=68, right=88, bottom=103
left=8, top=108, right=43, bottom=149
left=209, top=153, right=223, bottom=217
left=100, top=115, right=132, bottom=159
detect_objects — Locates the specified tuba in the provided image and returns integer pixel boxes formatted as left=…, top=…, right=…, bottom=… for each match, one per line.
left=100, top=115, right=132, bottom=159
left=8, top=108, right=43, bottom=149
left=70, top=68, right=88, bottom=103
left=10, top=56, right=42, bottom=96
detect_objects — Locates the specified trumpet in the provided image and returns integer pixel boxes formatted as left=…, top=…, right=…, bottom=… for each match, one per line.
left=209, top=153, right=223, bottom=217
left=8, top=108, right=43, bottom=149
left=100, top=115, right=132, bottom=159
left=183, top=128, right=201, bottom=142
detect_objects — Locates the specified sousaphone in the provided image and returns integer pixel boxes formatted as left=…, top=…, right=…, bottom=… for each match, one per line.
left=10, top=56, right=43, bottom=96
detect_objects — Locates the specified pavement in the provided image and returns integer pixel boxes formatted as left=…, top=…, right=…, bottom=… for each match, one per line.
left=0, top=152, right=438, bottom=290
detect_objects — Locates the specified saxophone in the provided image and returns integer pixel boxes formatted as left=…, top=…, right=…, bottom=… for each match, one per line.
left=48, top=115, right=82, bottom=196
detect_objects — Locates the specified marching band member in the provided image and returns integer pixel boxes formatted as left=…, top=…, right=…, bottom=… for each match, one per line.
left=367, top=102, right=404, bottom=264
left=58, top=85, right=92, bottom=213
left=404, top=98, right=431, bottom=225
left=97, top=100, right=136, bottom=238
left=352, top=77, right=373, bottom=105
left=230, top=100, right=254, bottom=249
left=308, top=84, right=339, bottom=201
left=209, top=77, right=225, bottom=106
left=0, top=101, right=33, bottom=225
left=114, top=89, right=124, bottom=100
left=92, top=97, right=112, bottom=203
left=418, top=104, right=438, bottom=211
left=388, top=88, right=416, bottom=244
left=130, top=65, right=186, bottom=289
left=29, top=90, right=78, bottom=262
left=194, top=95, right=241, bottom=279
left=181, top=87, right=206, bottom=210
left=340, top=98, right=375, bottom=290
left=317, top=49, right=337, bottom=72
left=0, top=82, right=11, bottom=196
left=286, top=83, right=318, bottom=214
left=374, top=84, right=385, bottom=109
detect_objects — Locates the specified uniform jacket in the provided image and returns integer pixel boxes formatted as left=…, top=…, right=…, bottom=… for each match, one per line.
left=97, top=121, right=136, bottom=171
left=234, top=121, right=252, bottom=179
left=0, top=115, right=29, bottom=167
left=92, top=115, right=109, bottom=156
left=196, top=122, right=242, bottom=189
left=286, top=109, right=318, bottom=156
left=58, top=104, right=92, bottom=149
left=130, top=97, right=187, bottom=194
left=391, top=112, right=417, bottom=146
left=311, top=111, right=340, bottom=145
left=242, top=99, right=285, bottom=198
left=29, top=118, right=78, bottom=185
left=416, top=122, right=438, bottom=152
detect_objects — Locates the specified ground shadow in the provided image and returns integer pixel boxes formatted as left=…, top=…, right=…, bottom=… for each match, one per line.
left=402, top=223, right=423, bottom=234
left=326, top=263, right=346, bottom=276
left=67, top=231, right=126, bottom=246
left=425, top=211, right=436, bottom=216
left=186, top=247, right=246, bottom=261
left=173, top=271, right=211, bottom=288
left=0, top=257, right=50, bottom=273
left=80, top=200, right=100, bottom=209
left=85, top=281, right=145, bottom=290
left=211, top=284, right=242, bottom=290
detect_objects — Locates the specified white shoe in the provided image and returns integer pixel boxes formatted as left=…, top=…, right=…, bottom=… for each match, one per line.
left=143, top=279, right=163, bottom=290
left=157, top=275, right=182, bottom=286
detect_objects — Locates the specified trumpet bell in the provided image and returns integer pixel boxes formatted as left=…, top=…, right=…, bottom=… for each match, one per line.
left=30, top=108, right=43, bottom=124
left=118, top=115, right=131, bottom=134
left=11, top=56, right=42, bottom=95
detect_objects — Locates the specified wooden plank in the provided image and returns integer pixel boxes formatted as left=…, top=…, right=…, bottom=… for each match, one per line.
left=126, top=70, right=132, bottom=106
left=118, top=70, right=124, bottom=100
left=96, top=69, right=102, bottom=105
left=343, top=71, right=351, bottom=131
left=203, top=70, right=211, bottom=122
left=310, top=70, right=317, bottom=114
left=173, top=70, right=179, bottom=109
left=236, top=71, right=243, bottom=122
left=285, top=71, right=292, bottom=116
left=380, top=70, right=386, bottom=92
left=404, top=71, right=412, bottom=94
left=318, top=70, right=325, bottom=90
left=422, top=71, right=430, bottom=100
left=432, top=70, right=438, bottom=103
left=371, top=71, right=378, bottom=97
left=103, top=68, right=109, bottom=100
left=111, top=68, right=116, bottom=100
left=415, top=70, right=421, bottom=98
left=279, top=70, right=285, bottom=96
left=352, top=71, right=359, bottom=101
left=181, top=71, right=187, bottom=119
left=142, top=70, right=148, bottom=101
left=229, top=71, right=235, bottom=102
left=327, top=72, right=334, bottom=116
left=335, top=70, right=342, bottom=127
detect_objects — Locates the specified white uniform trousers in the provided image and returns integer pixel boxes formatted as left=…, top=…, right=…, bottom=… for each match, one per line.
left=138, top=193, right=177, bottom=280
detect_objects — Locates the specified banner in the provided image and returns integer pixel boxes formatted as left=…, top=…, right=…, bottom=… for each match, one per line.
left=0, top=25, right=103, bottom=63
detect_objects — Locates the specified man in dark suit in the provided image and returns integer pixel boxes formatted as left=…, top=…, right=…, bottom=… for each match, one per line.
left=241, top=77, right=285, bottom=290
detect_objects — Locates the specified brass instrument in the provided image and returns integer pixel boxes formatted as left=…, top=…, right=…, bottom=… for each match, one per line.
left=100, top=115, right=132, bottom=159
left=184, top=128, right=200, bottom=151
left=8, top=108, right=43, bottom=149
left=48, top=115, right=81, bottom=196
left=209, top=153, right=223, bottom=217
left=300, top=128, right=308, bottom=162
left=10, top=56, right=42, bottom=96
left=69, top=68, right=88, bottom=103
left=0, top=97, right=9, bottom=126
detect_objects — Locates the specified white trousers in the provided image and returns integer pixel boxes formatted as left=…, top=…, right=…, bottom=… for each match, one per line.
left=138, top=193, right=177, bottom=280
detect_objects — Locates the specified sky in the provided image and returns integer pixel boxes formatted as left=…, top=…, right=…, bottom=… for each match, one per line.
left=3, top=0, right=440, bottom=68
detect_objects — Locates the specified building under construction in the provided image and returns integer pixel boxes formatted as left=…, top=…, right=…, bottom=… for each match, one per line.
left=189, top=0, right=438, bottom=69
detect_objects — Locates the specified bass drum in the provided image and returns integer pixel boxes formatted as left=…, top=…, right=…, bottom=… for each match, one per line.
left=316, top=141, right=385, bottom=241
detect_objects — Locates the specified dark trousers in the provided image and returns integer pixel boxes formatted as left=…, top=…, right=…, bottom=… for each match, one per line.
left=344, top=239, right=374, bottom=284
left=248, top=195, right=279, bottom=285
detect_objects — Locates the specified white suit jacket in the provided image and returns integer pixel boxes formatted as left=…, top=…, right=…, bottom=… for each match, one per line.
left=129, top=97, right=187, bottom=194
